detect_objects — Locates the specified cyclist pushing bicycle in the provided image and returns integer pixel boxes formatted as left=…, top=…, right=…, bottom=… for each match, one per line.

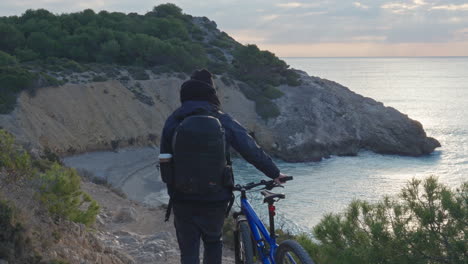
left=159, top=69, right=306, bottom=264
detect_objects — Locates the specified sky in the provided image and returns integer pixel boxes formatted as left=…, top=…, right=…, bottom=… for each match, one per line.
left=1, top=0, right=468, bottom=57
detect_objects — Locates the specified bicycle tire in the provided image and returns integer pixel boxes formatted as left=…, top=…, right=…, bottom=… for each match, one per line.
left=234, top=221, right=255, bottom=264
left=275, top=240, right=315, bottom=264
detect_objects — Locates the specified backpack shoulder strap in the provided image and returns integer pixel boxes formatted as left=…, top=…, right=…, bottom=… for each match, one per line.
left=210, top=111, right=232, bottom=166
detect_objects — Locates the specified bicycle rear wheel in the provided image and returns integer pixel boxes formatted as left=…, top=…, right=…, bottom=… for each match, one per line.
left=234, top=221, right=254, bottom=264
left=275, top=240, right=315, bottom=264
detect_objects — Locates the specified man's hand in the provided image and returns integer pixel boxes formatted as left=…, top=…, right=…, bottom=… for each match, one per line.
left=274, top=173, right=289, bottom=185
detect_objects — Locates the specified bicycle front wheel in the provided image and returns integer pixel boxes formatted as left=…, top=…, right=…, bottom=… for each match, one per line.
left=234, top=221, right=254, bottom=264
left=275, top=240, right=315, bottom=264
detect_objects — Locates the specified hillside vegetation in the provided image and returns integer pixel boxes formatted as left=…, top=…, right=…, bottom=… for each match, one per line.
left=0, top=129, right=99, bottom=262
left=299, top=177, right=467, bottom=264
left=0, top=4, right=299, bottom=117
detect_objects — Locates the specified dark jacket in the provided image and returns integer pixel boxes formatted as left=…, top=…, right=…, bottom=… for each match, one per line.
left=160, top=100, right=280, bottom=202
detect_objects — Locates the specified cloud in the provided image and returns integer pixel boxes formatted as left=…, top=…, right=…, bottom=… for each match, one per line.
left=381, top=2, right=420, bottom=14
left=412, top=0, right=427, bottom=6
left=353, top=2, right=369, bottom=9
left=260, top=14, right=280, bottom=22
left=276, top=2, right=303, bottom=8
left=275, top=2, right=320, bottom=8
left=431, top=4, right=468, bottom=11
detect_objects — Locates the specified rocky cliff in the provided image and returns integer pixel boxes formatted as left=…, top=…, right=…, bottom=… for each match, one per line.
left=265, top=71, right=440, bottom=161
left=0, top=70, right=439, bottom=162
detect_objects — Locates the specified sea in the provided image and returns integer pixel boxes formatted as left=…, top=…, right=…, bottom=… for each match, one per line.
left=64, top=57, right=468, bottom=234
left=233, top=57, right=468, bottom=233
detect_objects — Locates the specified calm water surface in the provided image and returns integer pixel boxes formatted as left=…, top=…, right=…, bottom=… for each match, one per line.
left=234, top=57, right=468, bottom=233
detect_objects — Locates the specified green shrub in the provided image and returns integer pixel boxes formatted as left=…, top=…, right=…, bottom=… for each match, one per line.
left=39, top=72, right=63, bottom=87
left=0, top=51, right=17, bottom=66
left=263, top=85, right=284, bottom=99
left=0, top=130, right=35, bottom=185
left=209, top=38, right=232, bottom=49
left=92, top=75, right=107, bottom=82
left=0, top=66, right=38, bottom=113
left=38, top=163, right=100, bottom=227
left=255, top=97, right=281, bottom=120
left=301, top=177, right=467, bottom=264
left=62, top=59, right=85, bottom=73
left=14, top=48, right=39, bottom=62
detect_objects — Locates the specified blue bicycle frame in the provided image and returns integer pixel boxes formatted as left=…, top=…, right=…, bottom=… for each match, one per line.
left=241, top=197, right=278, bottom=264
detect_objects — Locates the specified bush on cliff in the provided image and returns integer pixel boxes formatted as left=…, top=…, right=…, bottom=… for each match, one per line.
left=300, top=177, right=467, bottom=264
left=0, top=130, right=100, bottom=227
left=0, top=66, right=63, bottom=113
left=0, top=129, right=34, bottom=185
left=0, top=51, right=17, bottom=66
left=38, top=164, right=100, bottom=227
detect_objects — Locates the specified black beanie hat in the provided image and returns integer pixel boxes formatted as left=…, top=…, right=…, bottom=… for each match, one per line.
left=180, top=69, right=221, bottom=107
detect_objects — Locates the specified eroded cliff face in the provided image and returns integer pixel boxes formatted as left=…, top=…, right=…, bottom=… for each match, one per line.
left=0, top=72, right=439, bottom=161
left=0, top=74, right=269, bottom=156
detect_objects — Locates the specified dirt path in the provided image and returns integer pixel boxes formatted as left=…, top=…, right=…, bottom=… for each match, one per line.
left=82, top=180, right=235, bottom=263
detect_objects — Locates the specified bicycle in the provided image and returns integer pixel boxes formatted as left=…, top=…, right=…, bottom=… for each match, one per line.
left=232, top=176, right=315, bottom=264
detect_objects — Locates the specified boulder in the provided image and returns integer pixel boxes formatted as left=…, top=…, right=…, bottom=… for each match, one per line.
left=114, top=207, right=137, bottom=223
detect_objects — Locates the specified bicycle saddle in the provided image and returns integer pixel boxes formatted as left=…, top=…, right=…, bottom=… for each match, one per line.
left=260, top=190, right=285, bottom=203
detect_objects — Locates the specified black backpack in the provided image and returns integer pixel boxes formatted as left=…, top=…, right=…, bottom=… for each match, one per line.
left=171, top=110, right=232, bottom=194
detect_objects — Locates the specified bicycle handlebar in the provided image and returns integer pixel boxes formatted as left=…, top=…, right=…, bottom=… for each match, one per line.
left=233, top=176, right=293, bottom=191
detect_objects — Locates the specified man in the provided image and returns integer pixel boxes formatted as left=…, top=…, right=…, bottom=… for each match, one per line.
left=160, top=69, right=287, bottom=264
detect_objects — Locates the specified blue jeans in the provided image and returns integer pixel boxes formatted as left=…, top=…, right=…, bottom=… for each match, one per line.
left=173, top=201, right=228, bottom=264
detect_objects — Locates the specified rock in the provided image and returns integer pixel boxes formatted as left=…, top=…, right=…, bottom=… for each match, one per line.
left=262, top=72, right=440, bottom=161
left=114, top=207, right=137, bottom=223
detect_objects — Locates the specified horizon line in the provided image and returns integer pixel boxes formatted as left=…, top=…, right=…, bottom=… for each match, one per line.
left=281, top=56, right=468, bottom=59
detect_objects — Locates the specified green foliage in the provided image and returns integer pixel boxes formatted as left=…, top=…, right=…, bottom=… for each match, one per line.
left=301, top=177, right=467, bottom=264
left=151, top=3, right=184, bottom=18
left=14, top=48, right=39, bottom=62
left=231, top=44, right=300, bottom=119
left=38, top=163, right=100, bottom=227
left=0, top=130, right=34, bottom=185
left=263, top=85, right=284, bottom=99
left=0, top=23, right=25, bottom=53
left=0, top=4, right=301, bottom=118
left=238, top=83, right=281, bottom=119
left=231, top=44, right=299, bottom=88
left=0, top=66, right=37, bottom=113
left=0, top=5, right=204, bottom=71
left=92, top=75, right=108, bottom=82
left=0, top=51, right=17, bottom=66
left=0, top=65, right=64, bottom=113
left=26, top=32, right=56, bottom=58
